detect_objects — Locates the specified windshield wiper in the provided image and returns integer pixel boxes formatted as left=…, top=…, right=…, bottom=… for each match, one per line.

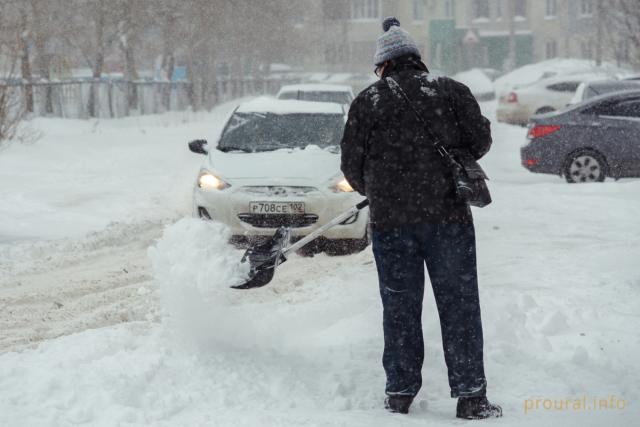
left=218, top=146, right=252, bottom=153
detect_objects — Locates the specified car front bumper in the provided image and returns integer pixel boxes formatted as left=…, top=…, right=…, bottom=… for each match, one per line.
left=193, top=185, right=369, bottom=240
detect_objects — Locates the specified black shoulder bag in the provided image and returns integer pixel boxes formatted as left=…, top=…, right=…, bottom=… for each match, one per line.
left=385, top=77, right=492, bottom=208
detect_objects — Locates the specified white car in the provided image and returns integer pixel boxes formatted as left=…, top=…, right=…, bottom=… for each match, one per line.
left=496, top=74, right=601, bottom=126
left=188, top=97, right=369, bottom=255
left=276, top=84, right=354, bottom=105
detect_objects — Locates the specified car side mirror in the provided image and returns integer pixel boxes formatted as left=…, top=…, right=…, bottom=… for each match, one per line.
left=188, top=139, right=209, bottom=155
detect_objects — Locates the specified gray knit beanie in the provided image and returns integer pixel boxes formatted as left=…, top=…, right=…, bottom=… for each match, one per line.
left=374, top=17, right=421, bottom=66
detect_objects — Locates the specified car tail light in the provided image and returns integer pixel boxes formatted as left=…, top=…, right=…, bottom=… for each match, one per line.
left=505, top=92, right=518, bottom=103
left=527, top=125, right=561, bottom=139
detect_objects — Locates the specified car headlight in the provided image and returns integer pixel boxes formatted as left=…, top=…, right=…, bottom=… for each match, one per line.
left=198, top=171, right=231, bottom=190
left=330, top=177, right=354, bottom=193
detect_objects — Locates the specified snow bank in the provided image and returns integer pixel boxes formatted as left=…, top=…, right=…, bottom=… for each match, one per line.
left=0, top=102, right=241, bottom=244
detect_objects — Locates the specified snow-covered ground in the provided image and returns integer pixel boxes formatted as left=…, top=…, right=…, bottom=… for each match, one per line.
left=1, top=101, right=639, bottom=426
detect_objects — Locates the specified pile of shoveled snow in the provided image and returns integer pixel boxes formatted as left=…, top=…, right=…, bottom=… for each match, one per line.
left=148, top=218, right=257, bottom=348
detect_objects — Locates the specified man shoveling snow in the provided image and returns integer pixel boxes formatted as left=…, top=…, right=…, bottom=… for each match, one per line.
left=340, top=16, right=502, bottom=420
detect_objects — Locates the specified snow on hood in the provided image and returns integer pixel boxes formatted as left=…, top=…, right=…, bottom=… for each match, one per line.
left=206, top=145, right=342, bottom=186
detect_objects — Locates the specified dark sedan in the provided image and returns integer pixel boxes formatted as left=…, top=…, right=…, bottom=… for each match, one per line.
left=521, top=90, right=640, bottom=183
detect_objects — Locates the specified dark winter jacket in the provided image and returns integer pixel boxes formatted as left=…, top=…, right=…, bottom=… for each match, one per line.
left=340, top=55, right=492, bottom=226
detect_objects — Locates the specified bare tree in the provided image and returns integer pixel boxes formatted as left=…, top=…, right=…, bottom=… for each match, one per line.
left=0, top=7, right=26, bottom=143
left=615, top=0, right=640, bottom=68
left=115, top=0, right=148, bottom=110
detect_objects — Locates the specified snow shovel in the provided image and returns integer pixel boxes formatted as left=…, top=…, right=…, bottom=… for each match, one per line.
left=232, top=199, right=369, bottom=289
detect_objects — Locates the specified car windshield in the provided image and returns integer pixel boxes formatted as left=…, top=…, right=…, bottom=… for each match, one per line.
left=218, top=112, right=345, bottom=152
left=279, top=91, right=352, bottom=104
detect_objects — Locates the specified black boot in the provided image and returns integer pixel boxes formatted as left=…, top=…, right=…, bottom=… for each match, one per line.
left=384, top=395, right=414, bottom=414
left=456, top=396, right=502, bottom=420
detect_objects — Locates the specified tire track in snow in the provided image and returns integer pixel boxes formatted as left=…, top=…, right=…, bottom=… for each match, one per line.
left=0, top=220, right=166, bottom=353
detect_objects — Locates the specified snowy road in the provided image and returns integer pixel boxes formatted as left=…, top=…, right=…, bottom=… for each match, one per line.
left=1, top=101, right=639, bottom=426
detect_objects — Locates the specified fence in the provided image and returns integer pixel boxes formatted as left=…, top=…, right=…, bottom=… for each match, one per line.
left=0, top=76, right=301, bottom=120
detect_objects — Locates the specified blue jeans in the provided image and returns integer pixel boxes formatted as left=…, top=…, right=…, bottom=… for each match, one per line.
left=372, top=223, right=487, bottom=398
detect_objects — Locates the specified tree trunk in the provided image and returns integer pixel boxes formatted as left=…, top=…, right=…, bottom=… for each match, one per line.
left=119, top=1, right=139, bottom=111
left=124, top=45, right=138, bottom=110
left=161, top=12, right=177, bottom=110
left=88, top=0, right=106, bottom=118
left=19, top=9, right=34, bottom=113
left=507, top=0, right=517, bottom=70
left=31, top=0, right=53, bottom=114
left=595, top=0, right=604, bottom=66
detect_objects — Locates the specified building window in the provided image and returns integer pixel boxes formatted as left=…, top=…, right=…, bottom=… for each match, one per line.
left=514, top=0, right=527, bottom=18
left=545, top=0, right=556, bottom=17
left=580, top=0, right=593, bottom=16
left=413, top=0, right=426, bottom=20
left=444, top=0, right=456, bottom=18
left=474, top=0, right=489, bottom=18
left=351, top=0, right=381, bottom=20
left=496, top=0, right=502, bottom=19
left=545, top=40, right=557, bottom=58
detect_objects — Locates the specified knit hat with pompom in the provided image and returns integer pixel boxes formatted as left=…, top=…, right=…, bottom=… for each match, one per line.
left=373, top=17, right=421, bottom=66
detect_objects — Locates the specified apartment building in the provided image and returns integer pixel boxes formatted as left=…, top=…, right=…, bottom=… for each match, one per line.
left=295, top=0, right=435, bottom=73
left=295, top=0, right=632, bottom=75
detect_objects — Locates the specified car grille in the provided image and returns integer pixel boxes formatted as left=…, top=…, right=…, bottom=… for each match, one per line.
left=237, top=214, right=319, bottom=228
left=241, top=186, right=317, bottom=197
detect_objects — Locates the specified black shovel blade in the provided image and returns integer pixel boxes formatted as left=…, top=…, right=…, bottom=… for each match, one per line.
left=231, top=227, right=290, bottom=289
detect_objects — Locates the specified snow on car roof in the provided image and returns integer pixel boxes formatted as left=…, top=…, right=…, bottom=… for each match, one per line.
left=452, top=69, right=494, bottom=95
left=494, top=58, right=630, bottom=95
left=277, top=84, right=353, bottom=93
left=236, top=97, right=345, bottom=115
left=518, top=72, right=614, bottom=90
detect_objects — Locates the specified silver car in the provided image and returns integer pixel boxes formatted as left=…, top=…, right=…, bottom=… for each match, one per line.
left=521, top=90, right=640, bottom=183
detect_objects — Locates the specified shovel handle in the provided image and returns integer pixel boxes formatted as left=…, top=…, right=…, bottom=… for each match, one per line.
left=282, top=198, right=369, bottom=255
left=355, top=199, right=369, bottom=210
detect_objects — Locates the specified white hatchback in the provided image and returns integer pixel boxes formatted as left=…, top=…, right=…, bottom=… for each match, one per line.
left=188, top=97, right=369, bottom=254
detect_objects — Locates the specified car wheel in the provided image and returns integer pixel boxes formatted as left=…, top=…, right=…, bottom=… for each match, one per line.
left=535, top=106, right=556, bottom=115
left=564, top=150, right=608, bottom=183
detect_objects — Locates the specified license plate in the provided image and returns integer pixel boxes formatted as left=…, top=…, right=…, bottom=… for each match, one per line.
left=249, top=201, right=305, bottom=215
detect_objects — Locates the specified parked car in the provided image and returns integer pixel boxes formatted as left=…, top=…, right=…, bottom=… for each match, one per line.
left=521, top=90, right=640, bottom=183
left=497, top=74, right=599, bottom=126
left=452, top=68, right=495, bottom=101
left=187, top=97, right=369, bottom=254
left=570, top=80, right=640, bottom=105
left=276, top=84, right=354, bottom=105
